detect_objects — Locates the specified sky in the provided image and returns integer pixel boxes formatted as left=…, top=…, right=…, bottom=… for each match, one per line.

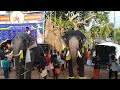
left=109, top=11, right=120, bottom=28
left=85, top=11, right=120, bottom=31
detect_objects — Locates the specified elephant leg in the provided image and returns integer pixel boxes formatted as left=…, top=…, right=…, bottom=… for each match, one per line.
left=30, top=51, right=35, bottom=70
left=15, top=57, right=21, bottom=79
left=68, top=59, right=74, bottom=78
left=79, top=57, right=84, bottom=77
left=25, top=62, right=32, bottom=79
left=19, top=60, right=25, bottom=79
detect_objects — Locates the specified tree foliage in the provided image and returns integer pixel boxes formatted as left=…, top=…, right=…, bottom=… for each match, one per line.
left=45, top=11, right=115, bottom=43
left=116, top=28, right=120, bottom=44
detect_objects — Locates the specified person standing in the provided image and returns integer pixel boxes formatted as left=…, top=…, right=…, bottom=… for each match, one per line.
left=92, top=55, right=101, bottom=79
left=86, top=49, right=91, bottom=66
left=60, top=51, right=65, bottom=71
left=109, top=54, right=119, bottom=79
left=45, top=52, right=51, bottom=77
left=26, top=27, right=31, bottom=35
left=53, top=50, right=58, bottom=56
left=5, top=50, right=12, bottom=72
left=0, top=49, right=5, bottom=68
left=2, top=57, right=10, bottom=79
left=91, top=48, right=96, bottom=65
left=39, top=53, right=47, bottom=79
left=52, top=55, right=60, bottom=79
left=57, top=52, right=61, bottom=64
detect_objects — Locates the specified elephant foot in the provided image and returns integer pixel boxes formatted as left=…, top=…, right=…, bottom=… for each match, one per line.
left=79, top=77, right=87, bottom=79
left=67, top=76, right=75, bottom=79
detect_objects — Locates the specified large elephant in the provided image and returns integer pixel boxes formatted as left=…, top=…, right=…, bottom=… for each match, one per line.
left=62, top=30, right=86, bottom=78
left=11, top=32, right=44, bottom=79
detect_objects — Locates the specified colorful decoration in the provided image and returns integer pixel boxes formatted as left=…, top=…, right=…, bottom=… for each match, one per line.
left=0, top=39, right=8, bottom=46
left=0, top=26, right=12, bottom=30
left=0, top=11, right=45, bottom=44
left=31, top=26, right=37, bottom=30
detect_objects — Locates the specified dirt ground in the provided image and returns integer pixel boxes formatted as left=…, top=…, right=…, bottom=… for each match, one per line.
left=0, top=65, right=120, bottom=79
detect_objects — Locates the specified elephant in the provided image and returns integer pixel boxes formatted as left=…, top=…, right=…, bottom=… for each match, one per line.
left=11, top=32, right=44, bottom=79
left=62, top=30, right=86, bottom=78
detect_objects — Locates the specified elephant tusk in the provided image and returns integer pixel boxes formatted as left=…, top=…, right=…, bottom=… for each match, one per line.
left=14, top=50, right=22, bottom=56
left=8, top=51, right=13, bottom=56
left=14, top=54, right=20, bottom=56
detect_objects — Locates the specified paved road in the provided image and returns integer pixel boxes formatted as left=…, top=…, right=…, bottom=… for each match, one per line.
left=0, top=65, right=119, bottom=79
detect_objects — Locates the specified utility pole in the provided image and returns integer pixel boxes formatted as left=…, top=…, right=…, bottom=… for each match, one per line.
left=114, top=11, right=116, bottom=43
left=55, top=11, right=56, bottom=26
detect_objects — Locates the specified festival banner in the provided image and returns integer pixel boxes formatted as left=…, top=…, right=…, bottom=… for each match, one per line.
left=0, top=11, right=45, bottom=44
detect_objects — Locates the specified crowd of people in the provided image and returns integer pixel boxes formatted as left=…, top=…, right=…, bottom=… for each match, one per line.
left=86, top=47, right=120, bottom=79
left=0, top=43, right=15, bottom=79
left=0, top=41, right=120, bottom=79
left=0, top=26, right=120, bottom=79
left=36, top=49, right=70, bottom=79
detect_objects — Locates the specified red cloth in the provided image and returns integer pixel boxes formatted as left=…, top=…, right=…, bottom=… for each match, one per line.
left=93, top=69, right=100, bottom=79
left=46, top=55, right=50, bottom=66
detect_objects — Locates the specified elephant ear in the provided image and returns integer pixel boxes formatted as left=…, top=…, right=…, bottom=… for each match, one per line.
left=62, top=30, right=74, bottom=45
left=62, top=30, right=86, bottom=46
left=74, top=30, right=86, bottom=46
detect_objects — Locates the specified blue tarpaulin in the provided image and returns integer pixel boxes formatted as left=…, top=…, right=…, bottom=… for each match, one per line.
left=0, top=23, right=39, bottom=43
left=0, top=12, right=45, bottom=44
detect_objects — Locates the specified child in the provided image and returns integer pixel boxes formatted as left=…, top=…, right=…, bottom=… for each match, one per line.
left=60, top=51, right=65, bottom=71
left=86, top=49, right=91, bottom=66
left=52, top=55, right=60, bottom=79
left=45, top=52, right=51, bottom=76
left=40, top=53, right=47, bottom=79
left=93, top=55, right=100, bottom=79
left=2, top=57, right=10, bottom=79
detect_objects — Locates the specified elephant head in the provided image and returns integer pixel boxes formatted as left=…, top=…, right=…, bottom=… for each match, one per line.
left=11, top=32, right=34, bottom=55
left=62, top=30, right=86, bottom=64
left=62, top=30, right=86, bottom=49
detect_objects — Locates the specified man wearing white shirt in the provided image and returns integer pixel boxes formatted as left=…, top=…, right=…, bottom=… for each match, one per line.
left=26, top=27, right=31, bottom=35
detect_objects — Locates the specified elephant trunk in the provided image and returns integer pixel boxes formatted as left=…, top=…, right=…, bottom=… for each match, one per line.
left=69, top=36, right=79, bottom=65
left=11, top=37, right=23, bottom=79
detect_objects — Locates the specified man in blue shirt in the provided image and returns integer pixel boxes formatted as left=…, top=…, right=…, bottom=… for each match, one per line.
left=2, top=57, right=10, bottom=79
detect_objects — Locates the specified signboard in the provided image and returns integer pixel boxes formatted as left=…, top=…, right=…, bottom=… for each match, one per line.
left=0, top=11, right=44, bottom=24
left=0, top=11, right=45, bottom=44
